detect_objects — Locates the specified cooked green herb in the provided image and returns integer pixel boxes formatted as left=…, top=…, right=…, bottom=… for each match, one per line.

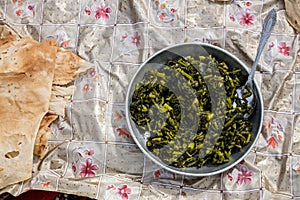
left=130, top=55, right=253, bottom=168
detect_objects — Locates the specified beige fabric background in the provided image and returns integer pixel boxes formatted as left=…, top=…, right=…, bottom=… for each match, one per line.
left=1, top=0, right=300, bottom=199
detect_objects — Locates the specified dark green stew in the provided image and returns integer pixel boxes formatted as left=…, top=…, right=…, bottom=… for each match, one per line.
left=130, top=55, right=253, bottom=168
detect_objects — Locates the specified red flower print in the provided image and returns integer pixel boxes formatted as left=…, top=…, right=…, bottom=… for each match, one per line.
left=159, top=13, right=166, bottom=21
left=268, top=42, right=274, bottom=51
left=61, top=40, right=70, bottom=48
left=46, top=30, right=70, bottom=48
left=228, top=173, right=234, bottom=181
left=86, top=150, right=94, bottom=156
left=42, top=182, right=51, bottom=187
left=95, top=2, right=112, bottom=20
left=72, top=163, right=76, bottom=172
left=267, top=135, right=278, bottom=149
left=239, top=9, right=254, bottom=26
left=85, top=8, right=91, bottom=15
left=15, top=9, right=22, bottom=17
left=265, top=117, right=284, bottom=150
left=155, top=0, right=178, bottom=23
left=117, top=185, right=131, bottom=200
left=28, top=5, right=34, bottom=10
left=245, top=1, right=252, bottom=6
left=170, top=7, right=177, bottom=13
left=121, top=33, right=128, bottom=40
left=236, top=165, right=253, bottom=186
left=154, top=169, right=161, bottom=178
left=131, top=32, right=141, bottom=47
left=14, top=1, right=35, bottom=19
left=79, top=158, right=99, bottom=178
left=277, top=134, right=283, bottom=141
left=116, top=128, right=131, bottom=138
left=107, top=184, right=115, bottom=189
left=82, top=83, right=90, bottom=92
left=278, top=42, right=290, bottom=56
left=230, top=15, right=235, bottom=22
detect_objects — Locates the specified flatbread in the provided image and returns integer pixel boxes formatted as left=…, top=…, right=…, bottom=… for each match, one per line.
left=33, top=114, right=58, bottom=157
left=284, top=0, right=300, bottom=33
left=33, top=46, right=92, bottom=157
left=34, top=85, right=75, bottom=157
left=53, top=47, right=92, bottom=85
left=0, top=25, right=20, bottom=46
left=0, top=37, right=58, bottom=189
left=0, top=24, right=93, bottom=187
left=49, top=85, right=75, bottom=116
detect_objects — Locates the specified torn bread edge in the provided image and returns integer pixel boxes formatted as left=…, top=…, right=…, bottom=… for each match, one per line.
left=0, top=25, right=93, bottom=189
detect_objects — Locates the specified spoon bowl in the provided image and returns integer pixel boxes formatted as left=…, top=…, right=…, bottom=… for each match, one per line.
left=126, top=42, right=264, bottom=176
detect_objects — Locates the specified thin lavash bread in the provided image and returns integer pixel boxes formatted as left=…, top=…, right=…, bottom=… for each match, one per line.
left=0, top=25, right=93, bottom=189
left=284, top=0, right=300, bottom=33
left=0, top=36, right=58, bottom=189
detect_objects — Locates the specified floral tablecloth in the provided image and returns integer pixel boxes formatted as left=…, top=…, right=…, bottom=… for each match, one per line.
left=1, top=0, right=300, bottom=199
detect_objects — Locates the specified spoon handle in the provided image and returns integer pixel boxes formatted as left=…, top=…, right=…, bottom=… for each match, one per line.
left=248, top=8, right=277, bottom=82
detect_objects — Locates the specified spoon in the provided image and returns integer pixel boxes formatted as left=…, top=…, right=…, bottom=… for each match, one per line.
left=236, top=8, right=277, bottom=117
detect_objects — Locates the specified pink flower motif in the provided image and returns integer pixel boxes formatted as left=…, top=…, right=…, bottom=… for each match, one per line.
left=79, top=158, right=99, bottom=178
left=170, top=7, right=177, bottom=13
left=14, top=1, right=36, bottom=19
left=121, top=33, right=128, bottom=41
left=239, top=9, right=255, bottom=26
left=72, top=163, right=76, bottom=172
left=131, top=32, right=141, bottom=47
left=61, top=40, right=71, bottom=48
left=86, top=150, right=94, bottom=156
left=268, top=42, right=275, bottom=51
left=117, top=185, right=131, bottom=200
left=245, top=1, right=252, bottom=6
left=230, top=15, right=235, bottom=22
left=95, top=2, right=112, bottom=20
left=28, top=5, right=34, bottom=11
left=278, top=42, right=290, bottom=56
left=107, top=184, right=115, bottom=190
left=228, top=173, right=234, bottom=181
left=236, top=165, right=253, bottom=186
left=236, top=165, right=254, bottom=185
left=85, top=8, right=91, bottom=15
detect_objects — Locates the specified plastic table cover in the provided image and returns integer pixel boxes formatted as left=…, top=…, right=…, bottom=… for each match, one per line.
left=0, top=0, right=300, bottom=199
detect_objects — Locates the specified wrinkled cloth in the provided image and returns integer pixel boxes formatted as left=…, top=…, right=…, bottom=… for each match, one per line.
left=0, top=0, right=300, bottom=199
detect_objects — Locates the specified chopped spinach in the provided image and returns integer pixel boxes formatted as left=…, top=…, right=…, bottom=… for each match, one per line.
left=130, top=55, right=253, bottom=168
